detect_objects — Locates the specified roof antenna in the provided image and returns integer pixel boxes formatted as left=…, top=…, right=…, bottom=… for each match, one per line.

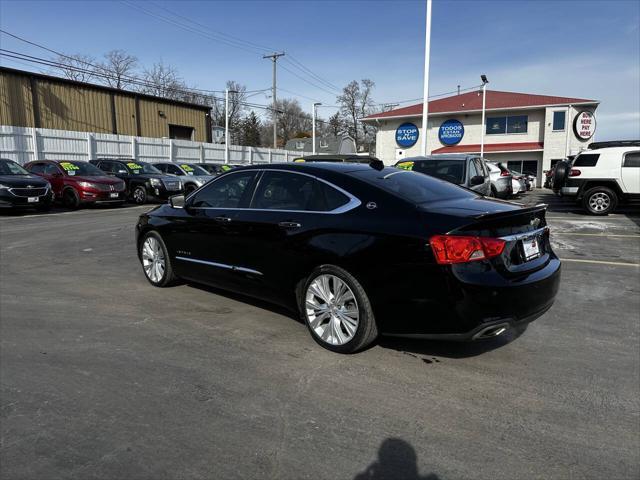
left=457, top=85, right=460, bottom=95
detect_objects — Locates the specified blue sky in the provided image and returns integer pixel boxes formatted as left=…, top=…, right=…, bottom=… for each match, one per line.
left=1, top=0, right=639, bottom=140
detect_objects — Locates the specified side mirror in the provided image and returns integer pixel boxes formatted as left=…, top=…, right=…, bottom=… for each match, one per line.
left=169, top=194, right=186, bottom=209
left=470, top=175, right=485, bottom=186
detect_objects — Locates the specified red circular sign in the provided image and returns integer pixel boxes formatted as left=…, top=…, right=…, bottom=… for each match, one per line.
left=573, top=111, right=596, bottom=141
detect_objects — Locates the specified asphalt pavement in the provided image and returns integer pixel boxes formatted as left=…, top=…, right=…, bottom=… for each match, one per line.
left=1, top=193, right=639, bottom=480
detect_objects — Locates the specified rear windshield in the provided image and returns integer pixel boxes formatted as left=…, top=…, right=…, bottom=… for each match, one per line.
left=572, top=154, right=600, bottom=167
left=352, top=169, right=477, bottom=204
left=411, top=160, right=466, bottom=184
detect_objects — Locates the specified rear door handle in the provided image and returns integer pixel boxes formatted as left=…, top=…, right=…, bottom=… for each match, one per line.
left=214, top=215, right=232, bottom=223
left=278, top=221, right=302, bottom=229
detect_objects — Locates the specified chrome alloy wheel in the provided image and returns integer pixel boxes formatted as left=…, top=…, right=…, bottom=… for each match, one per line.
left=133, top=187, right=146, bottom=204
left=141, top=236, right=165, bottom=283
left=589, top=192, right=611, bottom=212
left=305, top=274, right=359, bottom=345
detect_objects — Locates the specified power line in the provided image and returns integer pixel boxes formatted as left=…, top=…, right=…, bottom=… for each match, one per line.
left=119, top=1, right=343, bottom=99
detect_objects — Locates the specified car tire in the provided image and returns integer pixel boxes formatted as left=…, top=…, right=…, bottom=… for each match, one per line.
left=139, top=231, right=177, bottom=287
left=62, top=188, right=80, bottom=209
left=553, top=161, right=570, bottom=192
left=490, top=186, right=497, bottom=198
left=300, top=265, right=378, bottom=354
left=132, top=186, right=147, bottom=205
left=583, top=186, right=617, bottom=216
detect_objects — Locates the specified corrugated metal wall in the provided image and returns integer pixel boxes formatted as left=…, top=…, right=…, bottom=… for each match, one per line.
left=0, top=70, right=209, bottom=141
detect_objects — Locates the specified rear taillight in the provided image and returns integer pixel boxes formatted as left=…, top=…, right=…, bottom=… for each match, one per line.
left=500, top=170, right=510, bottom=176
left=430, top=235, right=506, bottom=265
left=569, top=168, right=581, bottom=177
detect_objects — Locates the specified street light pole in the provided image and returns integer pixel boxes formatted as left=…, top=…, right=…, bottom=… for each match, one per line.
left=420, top=0, right=433, bottom=156
left=312, top=102, right=321, bottom=155
left=224, top=88, right=229, bottom=164
left=480, top=75, right=489, bottom=159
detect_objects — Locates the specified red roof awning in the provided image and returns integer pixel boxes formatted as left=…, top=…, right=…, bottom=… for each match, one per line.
left=431, top=142, right=544, bottom=154
left=362, top=90, right=598, bottom=121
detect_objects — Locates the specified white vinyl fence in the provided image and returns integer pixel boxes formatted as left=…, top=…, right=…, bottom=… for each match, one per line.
left=0, top=126, right=304, bottom=165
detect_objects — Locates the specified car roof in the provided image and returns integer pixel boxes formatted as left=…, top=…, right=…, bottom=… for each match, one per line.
left=227, top=161, right=398, bottom=176
left=402, top=154, right=473, bottom=162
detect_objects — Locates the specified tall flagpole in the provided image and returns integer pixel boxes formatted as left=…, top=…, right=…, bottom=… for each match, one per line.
left=420, top=0, right=433, bottom=156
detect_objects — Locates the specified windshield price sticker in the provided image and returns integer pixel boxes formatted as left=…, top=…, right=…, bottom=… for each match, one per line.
left=60, top=162, right=79, bottom=171
left=127, top=162, right=143, bottom=170
left=180, top=164, right=194, bottom=172
left=396, top=161, right=414, bottom=171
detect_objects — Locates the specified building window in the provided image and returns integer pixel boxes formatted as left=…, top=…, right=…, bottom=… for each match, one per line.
left=295, top=141, right=306, bottom=150
left=319, top=140, right=329, bottom=148
left=168, top=125, right=194, bottom=140
left=486, top=115, right=528, bottom=135
left=507, top=160, right=539, bottom=177
left=552, top=111, right=566, bottom=131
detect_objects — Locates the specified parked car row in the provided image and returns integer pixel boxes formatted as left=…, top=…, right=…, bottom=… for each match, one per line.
left=0, top=158, right=237, bottom=211
left=394, top=154, right=533, bottom=199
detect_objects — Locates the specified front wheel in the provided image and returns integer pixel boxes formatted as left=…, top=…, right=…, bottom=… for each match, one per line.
left=132, top=186, right=147, bottom=205
left=62, top=188, right=80, bottom=209
left=583, top=186, right=617, bottom=215
left=300, top=265, right=378, bottom=353
left=139, top=231, right=177, bottom=287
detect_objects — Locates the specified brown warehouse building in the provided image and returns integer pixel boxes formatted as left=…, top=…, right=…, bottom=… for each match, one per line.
left=0, top=67, right=212, bottom=142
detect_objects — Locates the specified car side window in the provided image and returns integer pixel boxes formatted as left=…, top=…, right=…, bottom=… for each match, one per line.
left=153, top=164, right=166, bottom=173
left=166, top=164, right=182, bottom=175
left=468, top=159, right=480, bottom=179
left=44, top=164, right=60, bottom=175
left=97, top=161, right=114, bottom=173
left=474, top=158, right=486, bottom=177
left=251, top=171, right=345, bottom=212
left=190, top=171, right=256, bottom=208
left=623, top=151, right=640, bottom=167
left=28, top=163, right=46, bottom=174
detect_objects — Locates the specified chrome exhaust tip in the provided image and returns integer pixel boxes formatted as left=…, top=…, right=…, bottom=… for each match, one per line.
left=472, top=323, right=511, bottom=340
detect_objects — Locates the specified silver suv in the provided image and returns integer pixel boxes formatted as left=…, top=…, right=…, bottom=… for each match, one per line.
left=152, top=162, right=214, bottom=194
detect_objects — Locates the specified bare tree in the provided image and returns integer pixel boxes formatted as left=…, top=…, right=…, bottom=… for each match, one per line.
left=211, top=80, right=247, bottom=143
left=52, top=54, right=96, bottom=83
left=328, top=111, right=344, bottom=137
left=97, top=50, right=138, bottom=89
left=138, top=61, right=188, bottom=100
left=271, top=98, right=311, bottom=145
left=337, top=79, right=376, bottom=150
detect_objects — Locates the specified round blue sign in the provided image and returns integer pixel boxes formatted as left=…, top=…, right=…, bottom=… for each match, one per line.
left=438, top=119, right=464, bottom=145
left=396, top=123, right=419, bottom=148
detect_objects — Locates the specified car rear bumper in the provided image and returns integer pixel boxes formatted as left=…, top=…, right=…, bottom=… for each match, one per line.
left=376, top=258, right=561, bottom=339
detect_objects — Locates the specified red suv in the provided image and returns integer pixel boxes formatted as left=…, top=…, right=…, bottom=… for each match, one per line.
left=25, top=160, right=126, bottom=209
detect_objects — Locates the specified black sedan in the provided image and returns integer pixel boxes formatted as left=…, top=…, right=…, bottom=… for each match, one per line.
left=0, top=158, right=53, bottom=210
left=135, top=162, right=561, bottom=353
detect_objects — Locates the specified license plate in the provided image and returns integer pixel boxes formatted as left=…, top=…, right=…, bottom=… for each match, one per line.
left=110, top=192, right=119, bottom=198
left=27, top=197, right=39, bottom=203
left=522, top=236, right=540, bottom=260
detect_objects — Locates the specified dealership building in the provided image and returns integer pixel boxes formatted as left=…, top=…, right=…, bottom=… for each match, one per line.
left=362, top=90, right=599, bottom=182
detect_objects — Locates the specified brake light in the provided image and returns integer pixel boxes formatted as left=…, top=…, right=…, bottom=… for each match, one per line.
left=500, top=170, right=510, bottom=176
left=430, top=235, right=506, bottom=265
left=569, top=168, right=581, bottom=177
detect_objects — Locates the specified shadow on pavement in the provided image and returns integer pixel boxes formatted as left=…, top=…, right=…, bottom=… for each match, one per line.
left=354, top=438, right=441, bottom=480
left=378, top=325, right=526, bottom=360
left=186, top=282, right=302, bottom=323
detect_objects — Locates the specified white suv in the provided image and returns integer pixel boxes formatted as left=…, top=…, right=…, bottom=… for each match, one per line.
left=555, top=141, right=640, bottom=215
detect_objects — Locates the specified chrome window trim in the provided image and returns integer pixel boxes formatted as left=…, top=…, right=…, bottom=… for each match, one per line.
left=175, top=256, right=263, bottom=276
left=499, top=226, right=548, bottom=242
left=185, top=168, right=362, bottom=215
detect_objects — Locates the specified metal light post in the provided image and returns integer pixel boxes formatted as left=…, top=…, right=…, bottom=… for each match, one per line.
left=480, top=74, right=489, bottom=159
left=224, top=89, right=238, bottom=164
left=420, top=0, right=433, bottom=156
left=312, top=102, right=321, bottom=155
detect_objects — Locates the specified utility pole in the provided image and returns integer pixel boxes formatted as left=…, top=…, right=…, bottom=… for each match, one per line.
left=263, top=52, right=285, bottom=149
left=312, top=102, right=322, bottom=155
